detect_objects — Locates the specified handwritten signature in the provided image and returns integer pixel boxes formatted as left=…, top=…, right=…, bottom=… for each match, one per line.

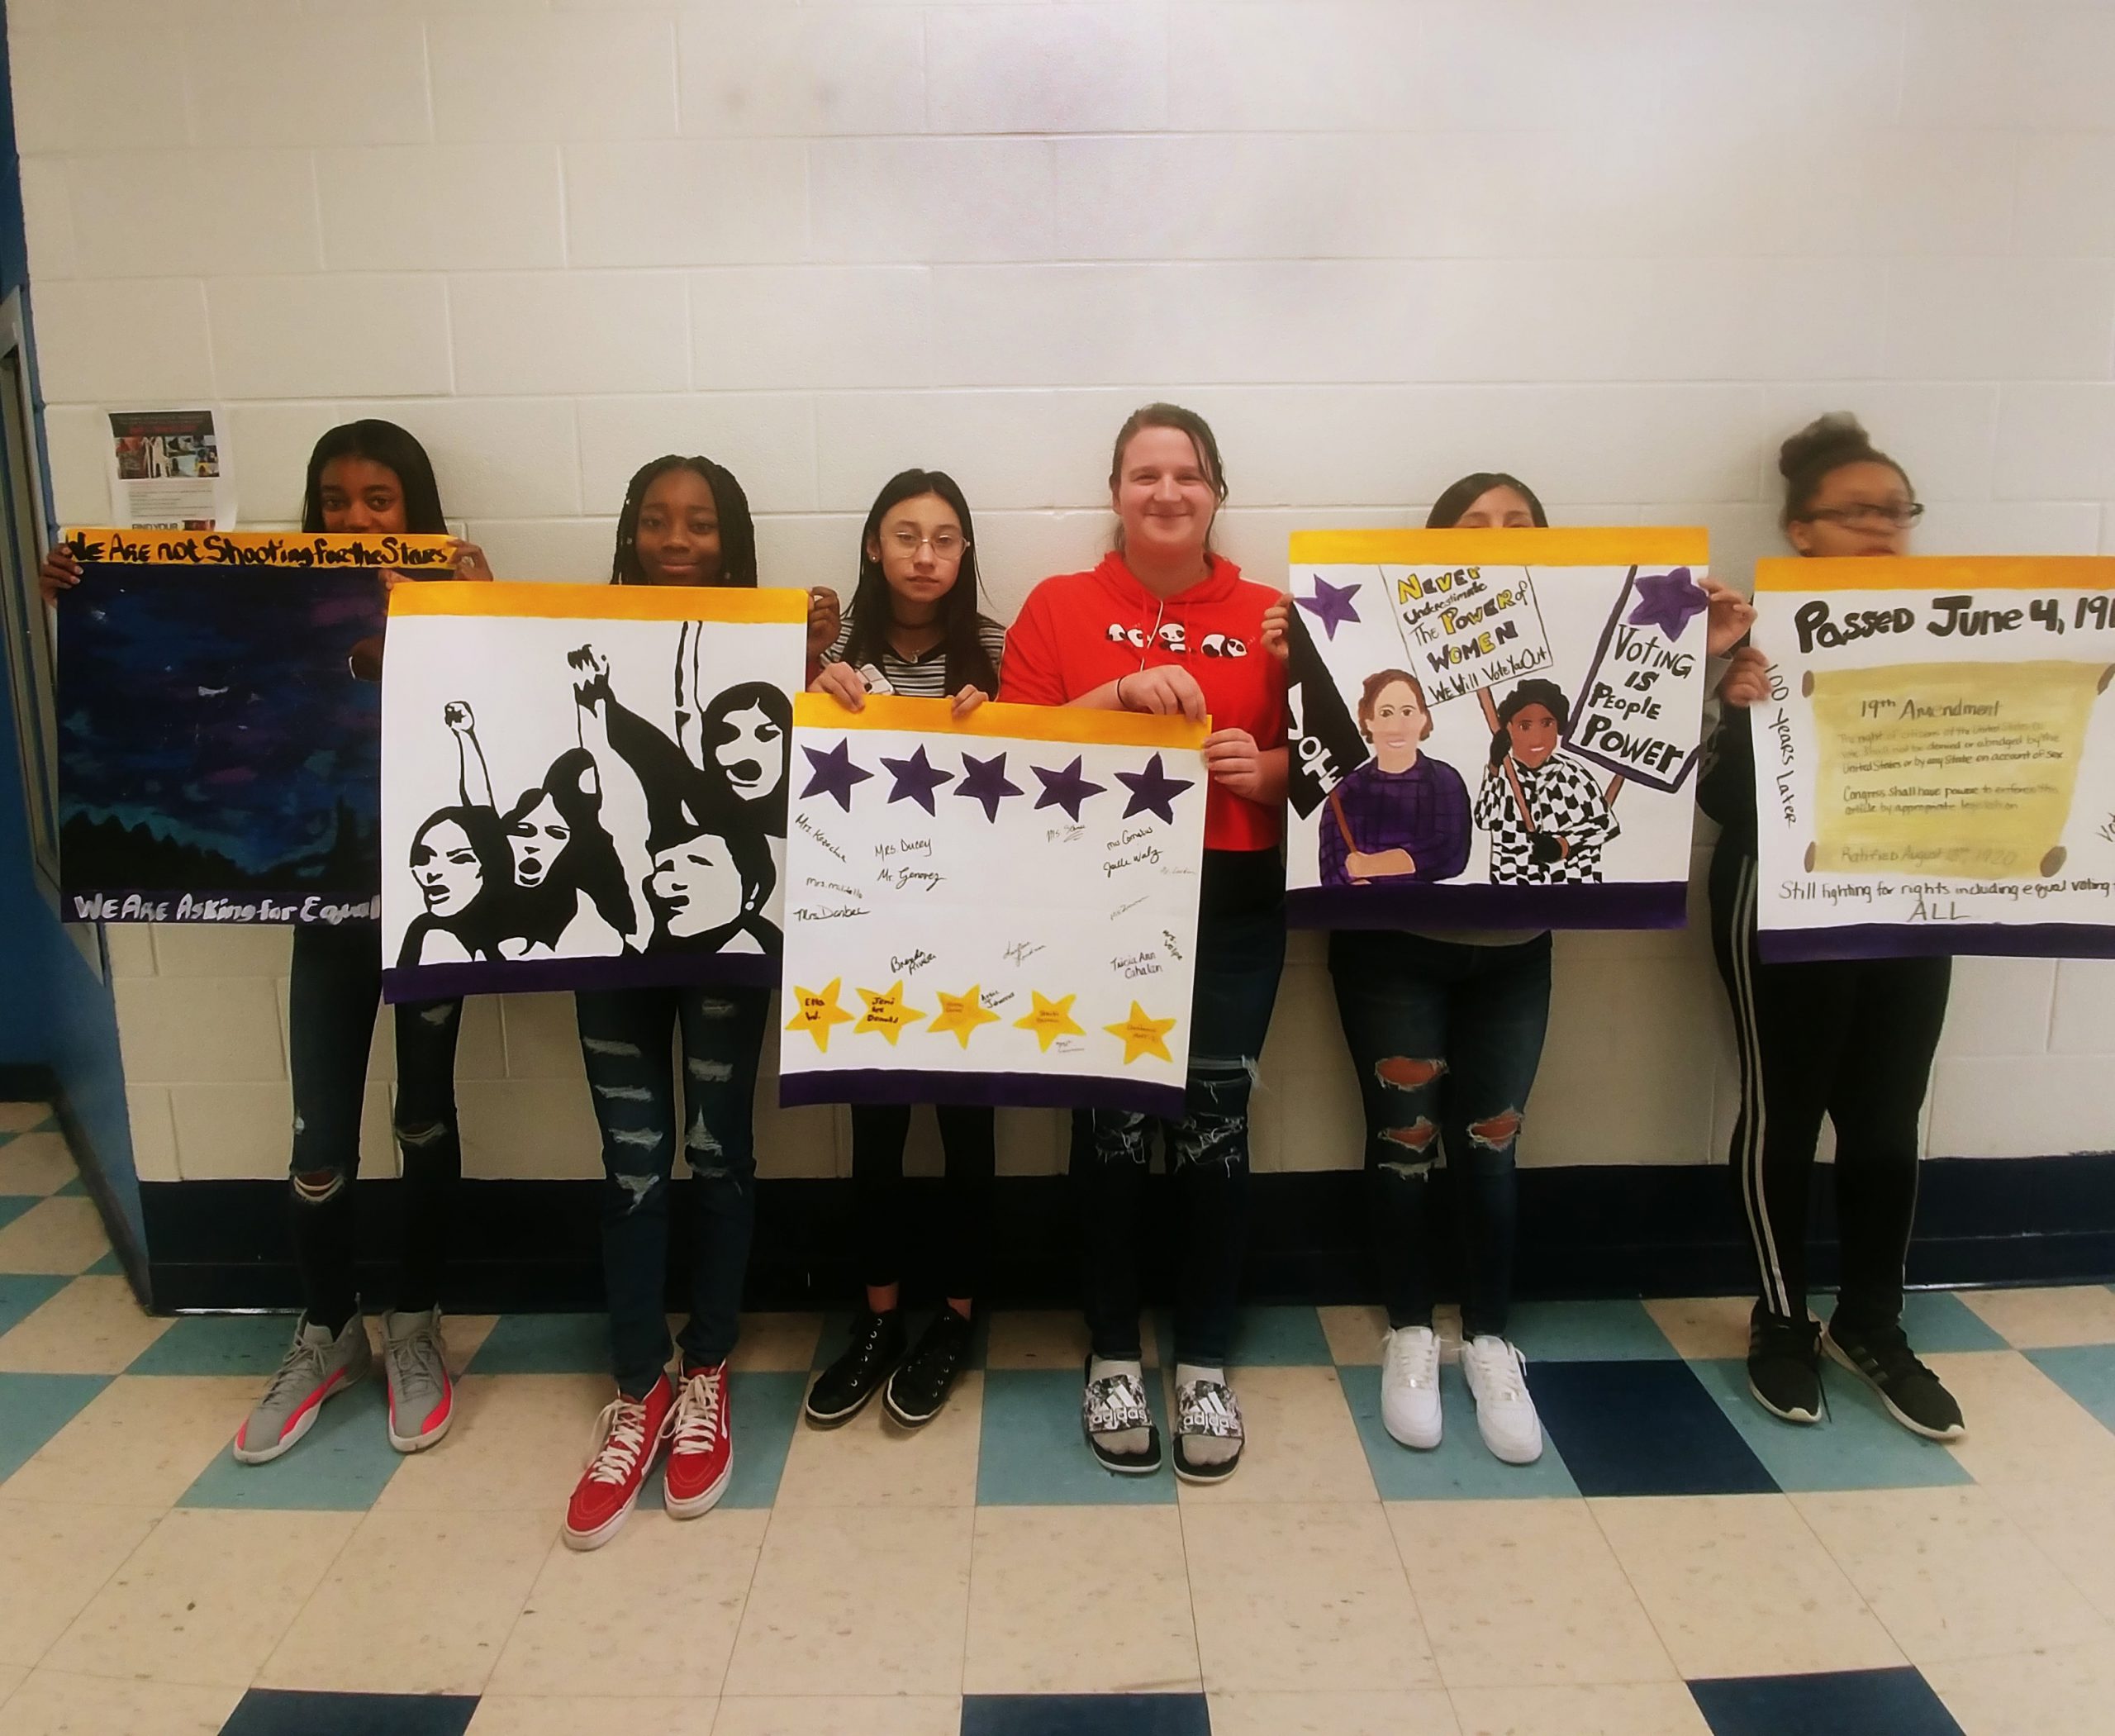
left=1003, top=939, right=1045, bottom=966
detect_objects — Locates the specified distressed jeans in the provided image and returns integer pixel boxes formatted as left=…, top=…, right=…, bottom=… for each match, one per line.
left=286, top=920, right=464, bottom=1332
left=575, top=984, right=769, bottom=1397
left=1328, top=928, right=1552, bottom=1341
left=1080, top=881, right=1286, bottom=1369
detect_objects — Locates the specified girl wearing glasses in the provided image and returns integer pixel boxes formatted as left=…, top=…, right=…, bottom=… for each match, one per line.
left=804, top=468, right=1005, bottom=1429
left=1703, top=413, right=1963, bottom=1442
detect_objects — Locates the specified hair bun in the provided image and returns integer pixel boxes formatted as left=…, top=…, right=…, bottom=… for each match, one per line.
left=1778, top=411, right=1872, bottom=480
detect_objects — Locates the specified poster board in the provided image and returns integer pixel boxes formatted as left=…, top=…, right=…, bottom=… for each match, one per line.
left=57, top=528, right=454, bottom=925
left=778, top=695, right=1208, bottom=1119
left=1284, top=528, right=1711, bottom=930
left=1751, top=555, right=2115, bottom=960
left=381, top=580, right=806, bottom=1001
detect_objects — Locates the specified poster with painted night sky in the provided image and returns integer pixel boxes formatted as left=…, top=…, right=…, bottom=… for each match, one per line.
left=57, top=529, right=455, bottom=924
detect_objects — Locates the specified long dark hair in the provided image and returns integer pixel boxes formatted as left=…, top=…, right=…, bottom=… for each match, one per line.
left=1109, top=402, right=1228, bottom=555
left=840, top=468, right=997, bottom=695
left=1427, top=472, right=1548, bottom=530
left=502, top=748, right=634, bottom=947
left=611, top=455, right=758, bottom=587
left=1488, top=678, right=1571, bottom=768
left=1779, top=413, right=1912, bottom=528
left=302, top=420, right=449, bottom=535
left=398, top=804, right=511, bottom=967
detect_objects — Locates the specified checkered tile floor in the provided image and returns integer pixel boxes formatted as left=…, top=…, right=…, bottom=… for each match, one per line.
left=3, top=1105, right=2115, bottom=1734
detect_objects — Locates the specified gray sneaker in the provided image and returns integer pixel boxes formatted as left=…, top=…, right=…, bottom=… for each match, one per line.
left=382, top=1307, right=455, bottom=1453
left=233, top=1313, right=372, bottom=1464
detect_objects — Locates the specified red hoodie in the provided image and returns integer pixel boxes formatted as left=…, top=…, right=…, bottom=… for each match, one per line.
left=998, top=551, right=1287, bottom=852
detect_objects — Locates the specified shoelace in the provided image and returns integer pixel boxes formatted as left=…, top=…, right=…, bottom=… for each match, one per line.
left=260, top=1334, right=331, bottom=1407
left=1466, top=1339, right=1529, bottom=1403
left=671, top=1371, right=723, bottom=1455
left=583, top=1396, right=656, bottom=1485
left=1385, top=1329, right=1439, bottom=1388
left=386, top=1329, right=440, bottom=1394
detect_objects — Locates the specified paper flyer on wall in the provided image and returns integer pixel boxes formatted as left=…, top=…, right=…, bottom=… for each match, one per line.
left=1282, top=527, right=1711, bottom=930
left=381, top=580, right=807, bottom=1002
left=104, top=408, right=235, bottom=530
left=1750, top=554, right=2115, bottom=961
left=58, top=528, right=456, bottom=924
left=777, top=695, right=1208, bottom=1119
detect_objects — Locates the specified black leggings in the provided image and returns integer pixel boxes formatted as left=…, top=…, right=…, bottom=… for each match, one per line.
left=1709, top=840, right=1951, bottom=1327
left=287, top=922, right=464, bottom=1330
left=851, top=1104, right=996, bottom=1301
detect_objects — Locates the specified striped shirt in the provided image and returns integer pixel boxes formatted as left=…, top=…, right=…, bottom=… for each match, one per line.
left=820, top=614, right=1006, bottom=699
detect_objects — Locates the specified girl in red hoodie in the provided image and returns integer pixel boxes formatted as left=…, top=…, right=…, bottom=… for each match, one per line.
left=999, top=403, right=1288, bottom=1482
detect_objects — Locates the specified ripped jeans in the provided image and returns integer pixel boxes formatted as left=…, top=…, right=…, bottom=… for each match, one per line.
left=1081, top=878, right=1285, bottom=1368
left=287, top=921, right=464, bottom=1333
left=1328, top=928, right=1551, bottom=1341
left=575, top=984, right=768, bottom=1398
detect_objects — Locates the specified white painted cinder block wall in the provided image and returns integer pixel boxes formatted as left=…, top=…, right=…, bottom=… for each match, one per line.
left=13, top=0, right=2115, bottom=1190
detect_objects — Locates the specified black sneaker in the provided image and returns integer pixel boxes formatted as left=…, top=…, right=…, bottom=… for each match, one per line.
left=883, top=1308, right=975, bottom=1428
left=803, top=1308, right=904, bottom=1427
left=1824, top=1314, right=1965, bottom=1441
left=1747, top=1305, right=1823, bottom=1424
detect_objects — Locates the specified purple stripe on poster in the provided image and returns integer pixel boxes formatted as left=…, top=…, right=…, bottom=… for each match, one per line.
left=1286, top=880, right=1688, bottom=931
left=66, top=888, right=379, bottom=925
left=779, top=1067, right=1186, bottom=1120
left=383, top=948, right=777, bottom=1004
left=1759, top=922, right=2115, bottom=963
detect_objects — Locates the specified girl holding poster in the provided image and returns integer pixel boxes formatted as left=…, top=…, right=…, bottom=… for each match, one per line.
left=1703, top=415, right=1963, bottom=1442
left=803, top=468, right=1006, bottom=1430
left=1000, top=404, right=1287, bottom=1483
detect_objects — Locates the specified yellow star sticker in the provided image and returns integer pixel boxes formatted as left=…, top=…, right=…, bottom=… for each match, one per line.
left=1015, top=990, right=1084, bottom=1053
left=1105, top=1001, right=1178, bottom=1066
left=786, top=979, right=854, bottom=1053
left=929, top=985, right=1000, bottom=1050
left=854, top=980, right=925, bottom=1046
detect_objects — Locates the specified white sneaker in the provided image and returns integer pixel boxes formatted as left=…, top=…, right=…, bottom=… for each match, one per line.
left=1379, top=1325, right=1442, bottom=1449
left=1461, top=1334, right=1542, bottom=1464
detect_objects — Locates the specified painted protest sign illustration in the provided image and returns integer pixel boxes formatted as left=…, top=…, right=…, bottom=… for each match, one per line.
left=1751, top=555, right=2115, bottom=960
left=778, top=696, right=1208, bottom=1118
left=380, top=581, right=806, bottom=1001
left=1283, top=528, right=1711, bottom=929
left=58, top=528, right=454, bottom=925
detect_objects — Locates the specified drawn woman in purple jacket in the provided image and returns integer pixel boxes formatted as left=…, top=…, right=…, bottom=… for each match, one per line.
left=1318, top=669, right=1471, bottom=886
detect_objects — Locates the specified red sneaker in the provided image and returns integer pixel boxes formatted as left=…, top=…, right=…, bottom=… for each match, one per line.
left=563, top=1375, right=673, bottom=1552
left=664, top=1362, right=734, bottom=1520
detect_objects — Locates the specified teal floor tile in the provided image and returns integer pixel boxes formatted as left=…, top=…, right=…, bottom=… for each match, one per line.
left=177, top=1377, right=402, bottom=1511
left=2027, top=1345, right=2115, bottom=1432
left=1822, top=1291, right=2008, bottom=1353
left=82, top=1251, right=122, bottom=1277
left=0, top=1272, right=70, bottom=1338
left=465, top=1313, right=607, bottom=1375
left=53, top=1177, right=86, bottom=1198
left=130, top=1313, right=298, bottom=1377
left=1228, top=1305, right=1332, bottom=1367
left=0, top=1196, right=37, bottom=1234
left=1507, top=1299, right=1680, bottom=1362
left=1691, top=1358, right=1971, bottom=1492
left=641, top=1370, right=805, bottom=1512
left=1339, top=1363, right=1579, bottom=1499
left=0, top=1372, right=112, bottom=1482
left=977, top=1367, right=1174, bottom=1505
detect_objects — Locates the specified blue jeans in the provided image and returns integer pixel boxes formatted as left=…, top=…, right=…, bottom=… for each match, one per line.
left=1327, top=929, right=1552, bottom=1340
left=575, top=985, right=768, bottom=1397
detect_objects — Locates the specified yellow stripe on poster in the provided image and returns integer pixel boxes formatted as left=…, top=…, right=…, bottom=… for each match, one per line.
left=62, top=529, right=458, bottom=570
left=1290, top=527, right=1709, bottom=568
left=794, top=692, right=1212, bottom=750
left=389, top=580, right=810, bottom=624
left=1756, top=555, right=2115, bottom=594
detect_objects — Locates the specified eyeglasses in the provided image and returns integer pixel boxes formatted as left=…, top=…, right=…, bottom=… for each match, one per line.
left=1802, top=502, right=1925, bottom=530
left=886, top=527, right=967, bottom=559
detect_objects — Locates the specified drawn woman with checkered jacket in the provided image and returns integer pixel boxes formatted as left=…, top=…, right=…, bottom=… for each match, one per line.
left=1472, top=678, right=1618, bottom=885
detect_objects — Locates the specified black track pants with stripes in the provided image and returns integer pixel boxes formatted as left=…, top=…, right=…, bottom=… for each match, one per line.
left=1708, top=837, right=1951, bottom=1328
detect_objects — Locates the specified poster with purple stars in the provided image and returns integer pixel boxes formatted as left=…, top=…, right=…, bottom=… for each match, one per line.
left=379, top=581, right=807, bottom=1001
left=779, top=695, right=1208, bottom=1118
left=1283, top=527, right=1711, bottom=930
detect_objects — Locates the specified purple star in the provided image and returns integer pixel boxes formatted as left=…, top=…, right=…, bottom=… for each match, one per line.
left=1030, top=755, right=1105, bottom=821
left=1294, top=575, right=1362, bottom=640
left=801, top=739, right=872, bottom=812
left=1626, top=567, right=1709, bottom=642
left=1115, top=752, right=1194, bottom=825
left=955, top=750, right=1023, bottom=822
left=880, top=744, right=953, bottom=815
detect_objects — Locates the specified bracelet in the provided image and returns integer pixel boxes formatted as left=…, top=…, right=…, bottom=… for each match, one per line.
left=1116, top=673, right=1132, bottom=709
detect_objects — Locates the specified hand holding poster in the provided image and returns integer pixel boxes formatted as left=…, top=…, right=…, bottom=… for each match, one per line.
left=1750, top=555, right=2115, bottom=959
left=381, top=580, right=806, bottom=1001
left=1285, top=528, right=1710, bottom=929
left=58, top=528, right=455, bottom=925
left=778, top=695, right=1207, bottom=1117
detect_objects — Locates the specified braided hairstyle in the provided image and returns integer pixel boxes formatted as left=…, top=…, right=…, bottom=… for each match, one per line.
left=611, top=454, right=758, bottom=587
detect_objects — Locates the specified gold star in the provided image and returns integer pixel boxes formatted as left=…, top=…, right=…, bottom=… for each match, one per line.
left=1105, top=1001, right=1178, bottom=1066
left=854, top=980, right=925, bottom=1046
left=786, top=978, right=854, bottom=1053
left=1015, top=991, right=1084, bottom=1053
left=929, top=985, right=1000, bottom=1050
